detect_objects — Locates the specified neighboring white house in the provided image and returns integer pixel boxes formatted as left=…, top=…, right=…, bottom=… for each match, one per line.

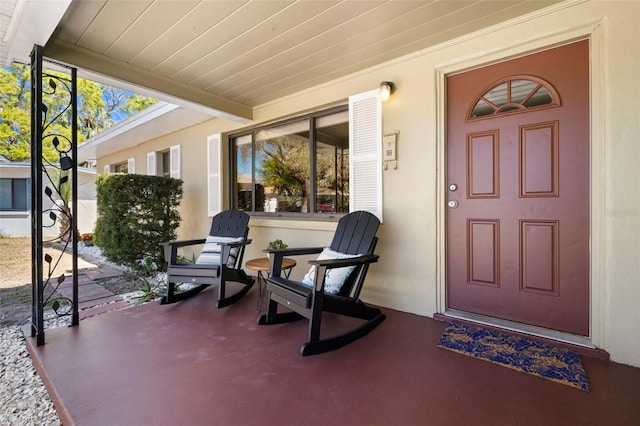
left=0, top=160, right=97, bottom=237
left=4, top=0, right=640, bottom=368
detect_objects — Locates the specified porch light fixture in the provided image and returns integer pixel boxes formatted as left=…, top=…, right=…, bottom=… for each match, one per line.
left=379, top=81, right=395, bottom=102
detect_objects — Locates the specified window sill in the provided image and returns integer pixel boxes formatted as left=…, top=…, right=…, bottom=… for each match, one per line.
left=0, top=210, right=29, bottom=217
left=249, top=214, right=342, bottom=231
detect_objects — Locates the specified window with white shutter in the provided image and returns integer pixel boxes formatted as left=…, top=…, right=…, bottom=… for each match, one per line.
left=127, top=157, right=136, bottom=174
left=103, top=164, right=111, bottom=174
left=147, top=152, right=157, bottom=176
left=349, top=89, right=383, bottom=222
left=170, top=144, right=181, bottom=179
left=207, top=134, right=222, bottom=217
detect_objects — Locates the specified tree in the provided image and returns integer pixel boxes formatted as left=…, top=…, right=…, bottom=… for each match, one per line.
left=259, top=137, right=310, bottom=211
left=0, top=63, right=157, bottom=162
left=0, top=64, right=31, bottom=160
left=257, top=135, right=337, bottom=213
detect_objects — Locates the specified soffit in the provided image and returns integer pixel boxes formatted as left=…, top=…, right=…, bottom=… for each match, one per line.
left=76, top=102, right=214, bottom=160
left=43, top=0, right=562, bottom=120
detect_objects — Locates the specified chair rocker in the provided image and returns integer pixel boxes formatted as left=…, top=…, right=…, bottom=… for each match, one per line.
left=258, top=210, right=384, bottom=356
left=160, top=209, right=255, bottom=309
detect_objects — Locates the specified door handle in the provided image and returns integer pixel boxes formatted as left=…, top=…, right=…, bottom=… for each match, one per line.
left=448, top=200, right=459, bottom=208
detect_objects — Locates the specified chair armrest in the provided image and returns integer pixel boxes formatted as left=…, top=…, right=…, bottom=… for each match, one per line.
left=308, top=254, right=379, bottom=294
left=224, top=238, right=251, bottom=248
left=219, top=238, right=251, bottom=267
left=263, top=246, right=324, bottom=257
left=308, top=254, right=379, bottom=269
left=161, top=237, right=251, bottom=267
left=160, top=239, right=207, bottom=265
left=265, top=247, right=324, bottom=278
left=160, top=238, right=207, bottom=249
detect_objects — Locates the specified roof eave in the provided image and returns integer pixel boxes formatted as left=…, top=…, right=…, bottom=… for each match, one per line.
left=2, top=0, right=72, bottom=65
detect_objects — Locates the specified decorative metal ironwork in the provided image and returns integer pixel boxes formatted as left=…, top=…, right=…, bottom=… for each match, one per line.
left=30, top=45, right=79, bottom=346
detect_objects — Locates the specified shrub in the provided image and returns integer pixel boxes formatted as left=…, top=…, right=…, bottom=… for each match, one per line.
left=94, top=174, right=183, bottom=272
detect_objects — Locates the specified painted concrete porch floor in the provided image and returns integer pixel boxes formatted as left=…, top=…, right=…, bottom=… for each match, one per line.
left=26, top=284, right=640, bottom=426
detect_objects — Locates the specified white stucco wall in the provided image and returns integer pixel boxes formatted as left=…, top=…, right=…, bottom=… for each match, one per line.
left=593, top=1, right=640, bottom=368
left=96, top=1, right=640, bottom=367
left=1, top=164, right=97, bottom=237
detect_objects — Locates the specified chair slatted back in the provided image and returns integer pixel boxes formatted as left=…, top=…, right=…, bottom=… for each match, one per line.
left=209, top=209, right=250, bottom=238
left=328, top=211, right=380, bottom=298
left=209, top=209, right=251, bottom=266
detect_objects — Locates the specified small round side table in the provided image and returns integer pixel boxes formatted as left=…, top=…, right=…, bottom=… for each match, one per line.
left=245, top=257, right=296, bottom=312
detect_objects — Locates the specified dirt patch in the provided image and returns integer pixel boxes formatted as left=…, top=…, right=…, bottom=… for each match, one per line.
left=0, top=237, right=98, bottom=289
left=99, top=273, right=148, bottom=296
left=0, top=284, right=33, bottom=328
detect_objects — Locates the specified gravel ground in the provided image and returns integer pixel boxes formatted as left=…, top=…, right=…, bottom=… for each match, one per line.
left=0, top=245, right=165, bottom=425
left=0, top=316, right=65, bottom=425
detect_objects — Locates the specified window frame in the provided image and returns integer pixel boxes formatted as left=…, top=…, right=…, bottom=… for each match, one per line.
left=228, top=105, right=349, bottom=219
left=160, top=150, right=171, bottom=178
left=146, top=147, right=178, bottom=178
left=113, top=162, right=128, bottom=173
left=0, top=178, right=29, bottom=211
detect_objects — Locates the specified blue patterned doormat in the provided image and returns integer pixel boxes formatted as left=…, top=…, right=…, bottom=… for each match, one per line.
left=437, top=323, right=590, bottom=391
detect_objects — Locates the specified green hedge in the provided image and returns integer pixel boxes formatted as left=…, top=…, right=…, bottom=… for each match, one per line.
left=94, top=174, right=183, bottom=272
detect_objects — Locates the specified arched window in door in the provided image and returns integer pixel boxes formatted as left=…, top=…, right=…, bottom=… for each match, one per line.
left=467, top=75, right=560, bottom=120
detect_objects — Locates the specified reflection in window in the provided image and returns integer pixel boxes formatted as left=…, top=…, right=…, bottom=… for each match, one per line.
left=231, top=107, right=349, bottom=216
left=234, top=134, right=254, bottom=211
left=510, top=80, right=538, bottom=103
left=316, top=111, right=349, bottom=213
left=484, top=82, right=508, bottom=108
left=469, top=76, right=559, bottom=119
left=257, top=121, right=310, bottom=213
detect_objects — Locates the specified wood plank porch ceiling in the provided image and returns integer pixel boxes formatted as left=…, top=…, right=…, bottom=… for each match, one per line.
left=44, top=0, right=562, bottom=120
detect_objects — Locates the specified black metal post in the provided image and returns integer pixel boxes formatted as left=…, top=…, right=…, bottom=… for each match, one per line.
left=71, top=67, right=79, bottom=326
left=29, top=45, right=80, bottom=345
left=30, top=45, right=45, bottom=345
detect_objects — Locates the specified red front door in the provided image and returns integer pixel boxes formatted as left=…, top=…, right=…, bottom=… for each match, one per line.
left=446, top=40, right=590, bottom=336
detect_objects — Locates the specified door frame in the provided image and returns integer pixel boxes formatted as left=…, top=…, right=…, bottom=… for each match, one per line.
left=435, top=23, right=606, bottom=348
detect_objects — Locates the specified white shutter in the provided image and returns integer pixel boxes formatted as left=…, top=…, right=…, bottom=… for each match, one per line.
left=103, top=164, right=111, bottom=174
left=170, top=144, right=181, bottom=178
left=349, top=89, right=383, bottom=222
left=127, top=157, right=136, bottom=174
left=207, top=134, right=222, bottom=217
left=147, top=151, right=157, bottom=176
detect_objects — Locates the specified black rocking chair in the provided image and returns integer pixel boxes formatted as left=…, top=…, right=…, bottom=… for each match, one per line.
left=258, top=210, right=384, bottom=356
left=160, top=209, right=255, bottom=309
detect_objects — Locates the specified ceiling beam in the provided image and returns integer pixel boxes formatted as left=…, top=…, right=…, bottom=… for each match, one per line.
left=43, top=39, right=253, bottom=123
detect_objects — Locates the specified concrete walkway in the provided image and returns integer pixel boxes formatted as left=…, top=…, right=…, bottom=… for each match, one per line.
left=55, top=266, right=132, bottom=320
